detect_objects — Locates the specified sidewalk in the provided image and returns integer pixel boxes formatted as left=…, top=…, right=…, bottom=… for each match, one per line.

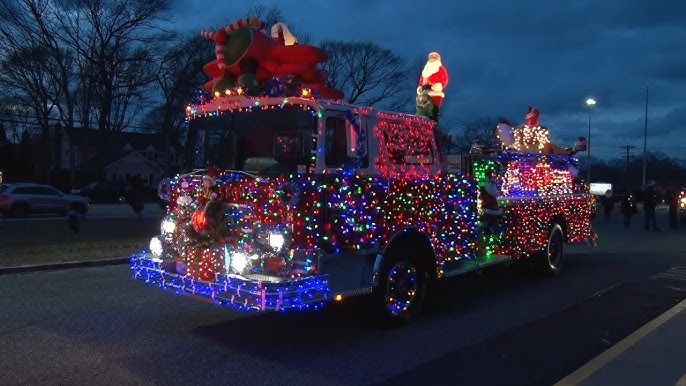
left=556, top=298, right=686, bottom=386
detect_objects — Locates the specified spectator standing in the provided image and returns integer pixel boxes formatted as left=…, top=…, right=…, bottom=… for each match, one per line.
left=643, top=180, right=660, bottom=231
left=66, top=202, right=82, bottom=234
left=667, top=190, right=679, bottom=229
left=620, top=192, right=638, bottom=229
left=125, top=177, right=145, bottom=224
left=601, top=190, right=614, bottom=224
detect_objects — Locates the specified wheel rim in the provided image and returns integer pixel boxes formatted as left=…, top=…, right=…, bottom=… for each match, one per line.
left=547, top=228, right=563, bottom=269
left=386, top=262, right=418, bottom=315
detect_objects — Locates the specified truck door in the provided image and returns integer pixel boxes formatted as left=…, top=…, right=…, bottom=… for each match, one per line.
left=321, top=113, right=383, bottom=253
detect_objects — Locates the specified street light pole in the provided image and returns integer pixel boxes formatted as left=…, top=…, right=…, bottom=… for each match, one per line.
left=585, top=98, right=596, bottom=182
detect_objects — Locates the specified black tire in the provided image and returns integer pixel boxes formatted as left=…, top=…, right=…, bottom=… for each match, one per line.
left=534, top=223, right=564, bottom=276
left=10, top=203, right=29, bottom=218
left=373, top=255, right=428, bottom=327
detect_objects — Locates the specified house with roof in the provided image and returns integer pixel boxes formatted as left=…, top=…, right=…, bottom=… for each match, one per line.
left=57, top=128, right=181, bottom=186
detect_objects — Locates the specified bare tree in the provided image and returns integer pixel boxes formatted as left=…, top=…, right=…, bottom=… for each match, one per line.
left=245, top=4, right=285, bottom=29
left=453, top=117, right=501, bottom=153
left=51, top=0, right=172, bottom=134
left=146, top=34, right=213, bottom=172
left=0, top=0, right=61, bottom=182
left=244, top=3, right=311, bottom=44
left=319, top=41, right=410, bottom=110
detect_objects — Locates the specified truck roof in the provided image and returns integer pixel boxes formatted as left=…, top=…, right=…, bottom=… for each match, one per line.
left=187, top=95, right=435, bottom=127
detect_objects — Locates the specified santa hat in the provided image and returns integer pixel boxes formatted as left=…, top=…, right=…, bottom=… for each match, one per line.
left=428, top=52, right=441, bottom=61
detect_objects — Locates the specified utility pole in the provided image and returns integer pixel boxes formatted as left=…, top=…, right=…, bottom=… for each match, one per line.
left=585, top=98, right=597, bottom=182
left=641, top=87, right=649, bottom=188
left=620, top=145, right=636, bottom=189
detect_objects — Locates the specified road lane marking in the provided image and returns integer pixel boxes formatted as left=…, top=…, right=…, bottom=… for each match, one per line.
left=554, top=297, right=686, bottom=386
left=651, top=267, right=686, bottom=282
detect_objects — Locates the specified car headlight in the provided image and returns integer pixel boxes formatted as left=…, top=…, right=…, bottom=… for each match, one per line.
left=161, top=219, right=176, bottom=234
left=225, top=250, right=260, bottom=274
left=268, top=233, right=286, bottom=250
left=149, top=236, right=163, bottom=259
left=231, top=252, right=248, bottom=273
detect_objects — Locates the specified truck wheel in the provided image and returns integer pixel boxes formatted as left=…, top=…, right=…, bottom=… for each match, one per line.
left=373, top=256, right=427, bottom=327
left=535, top=224, right=564, bottom=276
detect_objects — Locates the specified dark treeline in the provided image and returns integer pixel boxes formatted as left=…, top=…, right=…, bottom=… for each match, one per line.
left=0, top=1, right=415, bottom=189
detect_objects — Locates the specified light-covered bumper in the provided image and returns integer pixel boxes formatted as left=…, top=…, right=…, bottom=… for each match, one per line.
left=129, top=252, right=330, bottom=312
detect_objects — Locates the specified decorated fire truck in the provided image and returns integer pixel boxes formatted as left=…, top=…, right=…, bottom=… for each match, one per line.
left=130, top=18, right=595, bottom=325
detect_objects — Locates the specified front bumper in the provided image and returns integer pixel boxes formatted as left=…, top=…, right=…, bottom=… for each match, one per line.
left=130, top=252, right=331, bottom=312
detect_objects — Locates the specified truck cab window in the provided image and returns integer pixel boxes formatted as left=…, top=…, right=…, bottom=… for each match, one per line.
left=325, top=116, right=368, bottom=168
left=325, top=117, right=349, bottom=167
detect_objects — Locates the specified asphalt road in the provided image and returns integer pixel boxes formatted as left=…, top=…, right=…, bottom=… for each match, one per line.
left=0, top=203, right=165, bottom=222
left=0, top=213, right=685, bottom=385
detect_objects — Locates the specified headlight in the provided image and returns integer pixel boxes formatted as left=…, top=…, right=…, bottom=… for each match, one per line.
left=230, top=252, right=249, bottom=273
left=161, top=219, right=176, bottom=234
left=268, top=233, right=286, bottom=250
left=226, top=251, right=259, bottom=274
left=149, top=236, right=163, bottom=259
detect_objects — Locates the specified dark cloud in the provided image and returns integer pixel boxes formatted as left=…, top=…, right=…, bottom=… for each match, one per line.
left=173, top=0, right=686, bottom=157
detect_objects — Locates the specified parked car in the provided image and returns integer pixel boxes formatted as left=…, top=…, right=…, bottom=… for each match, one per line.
left=74, top=180, right=162, bottom=205
left=0, top=183, right=89, bottom=217
left=72, top=180, right=126, bottom=204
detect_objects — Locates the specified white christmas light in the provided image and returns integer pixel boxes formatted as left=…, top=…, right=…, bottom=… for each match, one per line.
left=268, top=233, right=286, bottom=250
left=161, top=219, right=176, bottom=234
left=149, top=236, right=163, bottom=259
left=231, top=252, right=249, bottom=273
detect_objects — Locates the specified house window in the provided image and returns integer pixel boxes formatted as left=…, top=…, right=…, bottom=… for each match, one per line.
left=111, top=172, right=116, bottom=181
left=149, top=174, right=154, bottom=185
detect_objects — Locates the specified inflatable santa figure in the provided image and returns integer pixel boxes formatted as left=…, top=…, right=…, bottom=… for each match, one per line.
left=417, top=51, right=449, bottom=122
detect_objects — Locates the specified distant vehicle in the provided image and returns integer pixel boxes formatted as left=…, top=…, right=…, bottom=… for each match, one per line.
left=72, top=180, right=126, bottom=204
left=0, top=183, right=89, bottom=217
left=589, top=182, right=612, bottom=196
left=73, top=180, right=161, bottom=204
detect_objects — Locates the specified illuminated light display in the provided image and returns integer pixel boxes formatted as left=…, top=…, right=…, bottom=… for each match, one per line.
left=373, top=113, right=436, bottom=178
left=510, top=125, right=551, bottom=153
left=131, top=252, right=330, bottom=312
left=493, top=152, right=593, bottom=258
left=132, top=91, right=594, bottom=313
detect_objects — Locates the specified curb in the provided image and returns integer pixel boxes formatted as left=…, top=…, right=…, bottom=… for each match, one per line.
left=0, top=258, right=129, bottom=276
left=555, top=297, right=686, bottom=385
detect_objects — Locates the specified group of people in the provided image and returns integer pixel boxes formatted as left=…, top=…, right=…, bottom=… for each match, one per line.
left=599, top=180, right=681, bottom=231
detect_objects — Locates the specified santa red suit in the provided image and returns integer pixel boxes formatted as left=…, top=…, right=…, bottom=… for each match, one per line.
left=524, top=106, right=540, bottom=126
left=417, top=52, right=449, bottom=110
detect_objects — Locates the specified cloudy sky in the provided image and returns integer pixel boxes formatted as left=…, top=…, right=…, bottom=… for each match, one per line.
left=173, top=0, right=686, bottom=159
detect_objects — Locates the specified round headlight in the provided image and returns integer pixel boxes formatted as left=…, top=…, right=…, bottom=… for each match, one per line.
left=231, top=252, right=248, bottom=273
left=161, top=219, right=176, bottom=234
left=149, top=236, right=163, bottom=258
left=268, top=233, right=286, bottom=250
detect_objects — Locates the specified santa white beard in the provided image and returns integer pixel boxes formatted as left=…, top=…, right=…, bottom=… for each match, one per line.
left=422, top=60, right=442, bottom=78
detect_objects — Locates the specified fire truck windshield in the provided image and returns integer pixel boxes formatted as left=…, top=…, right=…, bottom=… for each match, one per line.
left=184, top=107, right=317, bottom=176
